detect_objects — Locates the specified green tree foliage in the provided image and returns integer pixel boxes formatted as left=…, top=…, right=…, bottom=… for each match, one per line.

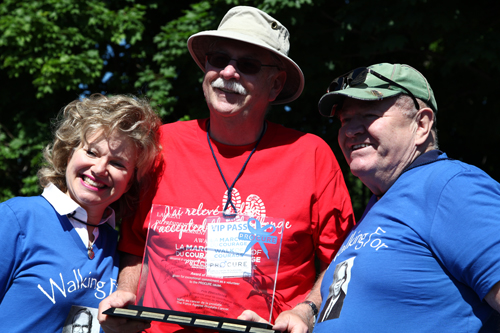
left=1, top=0, right=499, bottom=219
left=0, top=0, right=147, bottom=97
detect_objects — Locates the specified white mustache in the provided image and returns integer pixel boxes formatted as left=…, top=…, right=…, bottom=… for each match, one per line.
left=211, top=78, right=247, bottom=95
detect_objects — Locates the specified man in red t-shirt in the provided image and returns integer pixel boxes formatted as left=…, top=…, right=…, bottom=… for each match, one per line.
left=98, top=6, right=354, bottom=333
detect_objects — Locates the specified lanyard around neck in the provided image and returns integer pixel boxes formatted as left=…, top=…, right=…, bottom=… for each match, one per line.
left=206, top=121, right=266, bottom=218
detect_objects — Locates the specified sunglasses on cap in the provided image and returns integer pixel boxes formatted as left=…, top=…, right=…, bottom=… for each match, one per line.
left=324, top=67, right=420, bottom=116
left=206, top=52, right=278, bottom=75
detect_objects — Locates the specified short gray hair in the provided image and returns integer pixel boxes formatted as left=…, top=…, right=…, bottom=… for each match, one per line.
left=395, top=94, right=438, bottom=149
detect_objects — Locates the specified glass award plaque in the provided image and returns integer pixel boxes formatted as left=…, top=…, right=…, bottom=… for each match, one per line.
left=104, top=204, right=284, bottom=332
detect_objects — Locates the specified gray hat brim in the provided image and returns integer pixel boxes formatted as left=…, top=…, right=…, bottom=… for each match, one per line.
left=188, top=30, right=304, bottom=105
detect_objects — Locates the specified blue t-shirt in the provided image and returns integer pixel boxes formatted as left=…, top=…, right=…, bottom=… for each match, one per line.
left=314, top=152, right=500, bottom=333
left=0, top=196, right=119, bottom=332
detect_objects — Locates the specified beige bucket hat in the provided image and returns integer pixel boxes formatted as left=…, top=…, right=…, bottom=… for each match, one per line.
left=187, top=6, right=305, bottom=105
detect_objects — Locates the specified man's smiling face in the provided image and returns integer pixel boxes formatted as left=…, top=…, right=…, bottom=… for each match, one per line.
left=202, top=39, right=282, bottom=119
left=337, top=97, right=420, bottom=195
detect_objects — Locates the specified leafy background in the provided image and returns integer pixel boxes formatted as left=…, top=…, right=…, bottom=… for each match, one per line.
left=1, top=0, right=498, bottom=220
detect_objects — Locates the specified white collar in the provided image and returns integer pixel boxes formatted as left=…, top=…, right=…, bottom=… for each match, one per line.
left=42, top=183, right=116, bottom=229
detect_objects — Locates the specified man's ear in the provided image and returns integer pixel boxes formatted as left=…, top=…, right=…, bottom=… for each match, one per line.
left=268, top=71, right=287, bottom=102
left=415, top=107, right=434, bottom=146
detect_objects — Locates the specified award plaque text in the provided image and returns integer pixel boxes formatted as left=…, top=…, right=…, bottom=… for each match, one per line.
left=105, top=205, right=284, bottom=332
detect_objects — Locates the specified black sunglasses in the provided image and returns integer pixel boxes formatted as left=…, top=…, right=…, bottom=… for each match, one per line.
left=326, top=67, right=420, bottom=113
left=205, top=52, right=278, bottom=75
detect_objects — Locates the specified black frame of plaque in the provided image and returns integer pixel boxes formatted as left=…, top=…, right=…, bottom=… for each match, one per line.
left=104, top=305, right=280, bottom=333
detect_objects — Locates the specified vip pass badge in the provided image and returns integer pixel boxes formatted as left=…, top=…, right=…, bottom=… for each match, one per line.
left=205, top=215, right=279, bottom=278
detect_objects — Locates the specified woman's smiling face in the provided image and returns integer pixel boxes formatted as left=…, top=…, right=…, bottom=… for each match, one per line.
left=65, top=130, right=137, bottom=219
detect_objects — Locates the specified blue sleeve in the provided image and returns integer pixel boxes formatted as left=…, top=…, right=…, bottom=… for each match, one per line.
left=0, top=200, right=24, bottom=301
left=430, top=170, right=500, bottom=299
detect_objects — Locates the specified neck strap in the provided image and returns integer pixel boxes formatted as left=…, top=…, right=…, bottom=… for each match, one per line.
left=207, top=120, right=266, bottom=218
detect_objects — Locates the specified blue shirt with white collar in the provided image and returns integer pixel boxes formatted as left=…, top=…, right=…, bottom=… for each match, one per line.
left=42, top=183, right=116, bottom=248
left=0, top=185, right=119, bottom=332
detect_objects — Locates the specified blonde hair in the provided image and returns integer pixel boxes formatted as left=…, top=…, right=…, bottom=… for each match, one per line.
left=38, top=93, right=162, bottom=218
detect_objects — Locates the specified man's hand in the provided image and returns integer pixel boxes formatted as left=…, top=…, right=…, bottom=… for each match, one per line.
left=98, top=290, right=151, bottom=333
left=238, top=265, right=325, bottom=333
left=270, top=268, right=325, bottom=333
left=272, top=304, right=313, bottom=333
left=238, top=307, right=312, bottom=333
left=238, top=310, right=271, bottom=324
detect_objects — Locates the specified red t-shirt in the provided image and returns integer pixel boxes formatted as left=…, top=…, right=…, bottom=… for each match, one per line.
left=118, top=119, right=354, bottom=331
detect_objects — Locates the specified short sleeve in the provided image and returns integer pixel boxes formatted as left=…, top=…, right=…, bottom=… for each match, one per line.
left=312, top=140, right=355, bottom=264
left=430, top=170, right=500, bottom=299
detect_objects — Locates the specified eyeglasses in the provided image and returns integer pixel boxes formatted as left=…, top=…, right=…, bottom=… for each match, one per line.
left=205, top=52, right=278, bottom=75
left=326, top=67, right=420, bottom=113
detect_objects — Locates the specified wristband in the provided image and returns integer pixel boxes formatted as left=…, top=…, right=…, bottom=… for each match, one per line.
left=298, top=300, right=318, bottom=322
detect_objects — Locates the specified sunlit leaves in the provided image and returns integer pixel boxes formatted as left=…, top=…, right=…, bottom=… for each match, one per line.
left=0, top=0, right=146, bottom=98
